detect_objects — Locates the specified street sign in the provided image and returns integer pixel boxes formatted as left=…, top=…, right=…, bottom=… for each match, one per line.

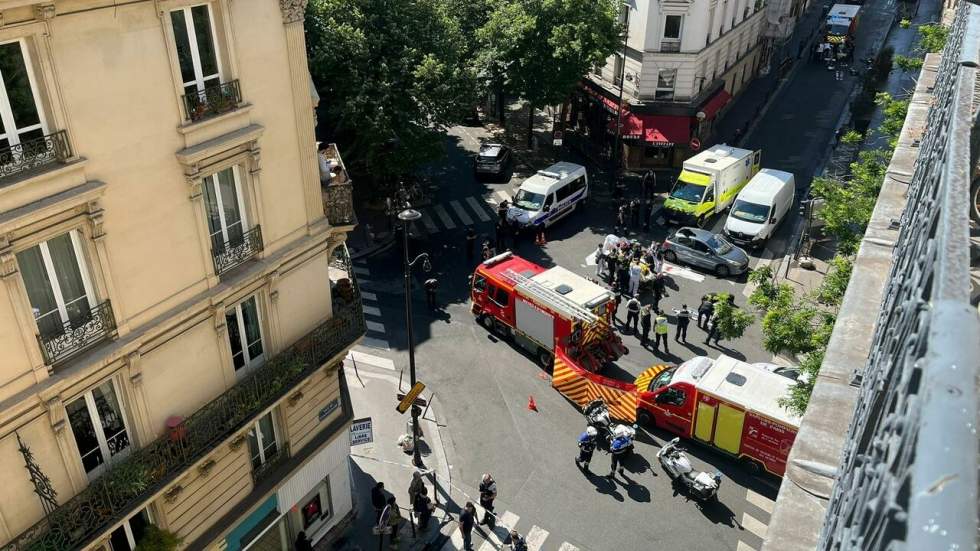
left=396, top=381, right=426, bottom=414
left=690, top=138, right=701, bottom=151
left=553, top=131, right=563, bottom=147
left=350, top=417, right=373, bottom=446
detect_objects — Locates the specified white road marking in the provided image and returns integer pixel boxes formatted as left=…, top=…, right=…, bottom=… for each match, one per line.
left=558, top=543, right=581, bottom=551
left=661, top=262, right=706, bottom=283
left=477, top=511, right=519, bottom=551
left=450, top=200, right=475, bottom=225
left=346, top=350, right=395, bottom=371
left=746, top=488, right=775, bottom=515
left=358, top=278, right=374, bottom=287
left=362, top=305, right=381, bottom=316
left=737, top=542, right=757, bottom=551
left=466, top=196, right=493, bottom=222
left=444, top=527, right=464, bottom=551
left=359, top=336, right=390, bottom=350
left=365, top=320, right=386, bottom=333
left=352, top=265, right=369, bottom=276
left=585, top=250, right=597, bottom=266
left=494, top=190, right=512, bottom=204
left=433, top=204, right=457, bottom=230
left=360, top=291, right=378, bottom=301
left=741, top=511, right=768, bottom=539
left=525, top=525, right=549, bottom=551
left=421, top=211, right=440, bottom=233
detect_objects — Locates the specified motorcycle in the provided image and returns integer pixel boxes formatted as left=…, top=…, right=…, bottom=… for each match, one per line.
left=584, top=399, right=636, bottom=452
left=657, top=438, right=721, bottom=502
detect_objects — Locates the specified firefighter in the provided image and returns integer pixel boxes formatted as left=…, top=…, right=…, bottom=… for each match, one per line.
left=575, top=426, right=598, bottom=472
left=479, top=474, right=497, bottom=528
left=424, top=278, right=439, bottom=309
left=640, top=304, right=653, bottom=346
left=673, top=304, right=692, bottom=343
left=654, top=309, right=670, bottom=353
left=625, top=296, right=641, bottom=333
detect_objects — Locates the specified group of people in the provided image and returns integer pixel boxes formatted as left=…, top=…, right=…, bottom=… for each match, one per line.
left=574, top=425, right=632, bottom=478
left=465, top=200, right=520, bottom=263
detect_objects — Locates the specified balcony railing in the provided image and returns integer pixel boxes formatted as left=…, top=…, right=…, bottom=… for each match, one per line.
left=323, top=181, right=355, bottom=226
left=5, top=301, right=365, bottom=551
left=182, top=80, right=242, bottom=123
left=660, top=41, right=681, bottom=53
left=0, top=130, right=72, bottom=183
left=252, top=442, right=291, bottom=484
left=213, top=226, right=263, bottom=276
left=38, top=300, right=115, bottom=366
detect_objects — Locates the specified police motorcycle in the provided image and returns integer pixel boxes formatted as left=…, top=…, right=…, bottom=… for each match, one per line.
left=657, top=437, right=722, bottom=502
left=584, top=399, right=636, bottom=453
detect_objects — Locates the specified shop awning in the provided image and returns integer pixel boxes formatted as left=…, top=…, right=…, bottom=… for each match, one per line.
left=699, top=89, right=732, bottom=120
left=609, top=113, right=691, bottom=146
left=582, top=85, right=622, bottom=114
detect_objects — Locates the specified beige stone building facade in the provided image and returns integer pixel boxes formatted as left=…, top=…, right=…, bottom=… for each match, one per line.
left=0, top=0, right=363, bottom=550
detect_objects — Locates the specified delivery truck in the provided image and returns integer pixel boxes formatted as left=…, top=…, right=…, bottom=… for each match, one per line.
left=663, top=145, right=762, bottom=227
left=635, top=355, right=800, bottom=476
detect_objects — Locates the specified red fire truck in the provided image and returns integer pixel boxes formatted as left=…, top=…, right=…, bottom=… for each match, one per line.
left=470, top=252, right=626, bottom=371
left=635, top=355, right=800, bottom=476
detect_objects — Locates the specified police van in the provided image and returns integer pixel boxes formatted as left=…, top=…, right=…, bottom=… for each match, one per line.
left=506, top=162, right=588, bottom=231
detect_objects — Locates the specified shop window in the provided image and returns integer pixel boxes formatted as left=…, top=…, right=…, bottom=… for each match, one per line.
left=108, top=509, right=151, bottom=551
left=66, top=380, right=131, bottom=478
left=226, top=295, right=265, bottom=372
left=656, top=69, right=677, bottom=100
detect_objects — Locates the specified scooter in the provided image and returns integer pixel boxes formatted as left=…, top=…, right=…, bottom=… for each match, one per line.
left=657, top=438, right=721, bottom=502
left=584, top=399, right=636, bottom=452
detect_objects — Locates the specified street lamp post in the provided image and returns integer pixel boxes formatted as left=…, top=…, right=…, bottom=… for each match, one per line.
left=397, top=208, right=429, bottom=469
left=611, top=3, right=631, bottom=178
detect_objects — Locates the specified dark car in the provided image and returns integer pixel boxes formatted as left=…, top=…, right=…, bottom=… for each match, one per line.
left=474, top=143, right=512, bottom=180
left=662, top=227, right=750, bottom=277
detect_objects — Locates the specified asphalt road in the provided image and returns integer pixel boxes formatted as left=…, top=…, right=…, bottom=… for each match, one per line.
left=346, top=0, right=901, bottom=545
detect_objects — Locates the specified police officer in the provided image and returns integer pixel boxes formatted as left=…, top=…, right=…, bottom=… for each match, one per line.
left=479, top=473, right=497, bottom=528
left=673, top=304, right=692, bottom=343
left=625, top=296, right=641, bottom=333
left=424, top=278, right=438, bottom=309
left=607, top=433, right=629, bottom=479
left=575, top=426, right=598, bottom=472
left=640, top=304, right=653, bottom=346
left=497, top=199, right=509, bottom=222
left=654, top=309, right=670, bottom=353
left=698, top=294, right=715, bottom=329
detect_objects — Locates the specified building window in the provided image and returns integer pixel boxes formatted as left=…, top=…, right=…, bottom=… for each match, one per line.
left=16, top=231, right=97, bottom=339
left=202, top=166, right=248, bottom=253
left=707, top=7, right=716, bottom=44
left=108, top=509, right=151, bottom=551
left=170, top=4, right=222, bottom=97
left=247, top=411, right=280, bottom=469
left=656, top=69, right=677, bottom=100
left=66, top=380, right=131, bottom=478
left=613, top=54, right=624, bottom=87
left=226, top=295, right=264, bottom=372
left=661, top=15, right=682, bottom=52
left=0, top=39, right=46, bottom=150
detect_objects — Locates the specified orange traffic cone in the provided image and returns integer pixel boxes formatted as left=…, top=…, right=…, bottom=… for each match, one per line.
left=536, top=231, right=547, bottom=246
left=527, top=395, right=538, bottom=412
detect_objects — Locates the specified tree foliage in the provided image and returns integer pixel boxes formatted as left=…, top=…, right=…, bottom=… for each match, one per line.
left=777, top=349, right=824, bottom=417
left=814, top=255, right=853, bottom=307
left=917, top=23, right=949, bottom=53
left=711, top=293, right=754, bottom=341
left=305, top=0, right=477, bottom=186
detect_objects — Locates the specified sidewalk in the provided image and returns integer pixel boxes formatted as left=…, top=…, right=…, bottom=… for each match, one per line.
left=331, top=363, right=457, bottom=551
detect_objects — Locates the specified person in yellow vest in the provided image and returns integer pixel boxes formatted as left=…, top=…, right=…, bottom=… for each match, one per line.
left=653, top=309, right=670, bottom=354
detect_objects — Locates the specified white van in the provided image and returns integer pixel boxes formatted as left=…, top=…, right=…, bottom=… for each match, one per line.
left=507, top=162, right=588, bottom=230
left=723, top=169, right=795, bottom=247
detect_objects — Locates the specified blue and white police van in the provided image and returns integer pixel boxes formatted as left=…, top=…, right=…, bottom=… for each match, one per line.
left=506, top=162, right=588, bottom=232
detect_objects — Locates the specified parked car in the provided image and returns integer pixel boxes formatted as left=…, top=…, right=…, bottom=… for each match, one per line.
left=753, top=362, right=802, bottom=381
left=662, top=227, right=750, bottom=277
left=474, top=143, right=512, bottom=179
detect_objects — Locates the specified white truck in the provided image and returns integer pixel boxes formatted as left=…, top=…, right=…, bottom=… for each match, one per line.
left=663, top=145, right=761, bottom=227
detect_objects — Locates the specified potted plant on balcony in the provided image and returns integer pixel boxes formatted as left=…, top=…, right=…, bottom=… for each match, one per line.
left=135, top=525, right=182, bottom=551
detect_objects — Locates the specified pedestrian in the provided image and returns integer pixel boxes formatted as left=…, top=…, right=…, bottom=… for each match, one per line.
left=652, top=273, right=665, bottom=310
left=625, top=295, right=641, bottom=333
left=465, top=227, right=477, bottom=261
left=640, top=304, right=652, bottom=346
left=733, top=127, right=743, bottom=144
left=641, top=199, right=651, bottom=231
left=628, top=260, right=642, bottom=297
left=495, top=219, right=507, bottom=252
left=641, top=169, right=655, bottom=200
left=413, top=486, right=434, bottom=531
left=478, top=473, right=497, bottom=528
left=387, top=496, right=403, bottom=548
left=594, top=243, right=605, bottom=278
left=606, top=431, right=630, bottom=479
left=575, top=426, right=598, bottom=472
left=654, top=309, right=670, bottom=353
left=616, top=260, right=630, bottom=295
left=295, top=531, right=313, bottom=551
left=509, top=530, right=529, bottom=551
left=482, top=240, right=494, bottom=260
left=424, top=278, right=439, bottom=309
left=673, top=304, right=692, bottom=342
left=613, top=292, right=622, bottom=321
left=705, top=317, right=722, bottom=346
left=408, top=471, right=425, bottom=505
left=697, top=294, right=715, bottom=329
left=372, top=482, right=387, bottom=522
left=497, top=199, right=509, bottom=222
left=460, top=502, right=476, bottom=551
left=616, top=205, right=627, bottom=235
left=629, top=199, right=639, bottom=228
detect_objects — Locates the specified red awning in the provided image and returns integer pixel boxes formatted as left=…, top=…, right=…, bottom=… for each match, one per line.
left=582, top=85, right=622, bottom=114
left=699, top=89, right=732, bottom=119
left=610, top=113, right=691, bottom=145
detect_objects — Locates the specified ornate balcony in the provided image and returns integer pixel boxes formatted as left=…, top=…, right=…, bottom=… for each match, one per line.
left=5, top=302, right=365, bottom=551
left=182, top=80, right=243, bottom=123
left=38, top=300, right=116, bottom=366
left=319, top=143, right=356, bottom=227
left=0, top=130, right=72, bottom=184
left=212, top=226, right=263, bottom=276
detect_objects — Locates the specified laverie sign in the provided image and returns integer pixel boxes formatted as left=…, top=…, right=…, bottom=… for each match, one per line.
left=350, top=417, right=373, bottom=446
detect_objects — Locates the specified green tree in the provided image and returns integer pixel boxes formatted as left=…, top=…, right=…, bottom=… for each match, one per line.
left=815, top=255, right=853, bottom=306
left=777, top=349, right=824, bottom=416
left=477, top=0, right=622, bottom=144
left=711, top=293, right=754, bottom=341
left=306, top=0, right=477, bottom=189
left=917, top=23, right=949, bottom=53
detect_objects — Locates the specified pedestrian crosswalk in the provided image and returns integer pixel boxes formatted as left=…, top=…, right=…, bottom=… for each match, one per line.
left=352, top=259, right=390, bottom=350
left=404, top=191, right=511, bottom=237
left=737, top=488, right=776, bottom=551
left=440, top=508, right=581, bottom=551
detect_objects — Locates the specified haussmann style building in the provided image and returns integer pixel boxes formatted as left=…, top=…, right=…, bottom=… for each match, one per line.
left=0, top=0, right=365, bottom=550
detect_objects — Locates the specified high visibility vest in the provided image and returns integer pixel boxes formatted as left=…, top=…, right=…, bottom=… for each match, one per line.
left=655, top=315, right=669, bottom=334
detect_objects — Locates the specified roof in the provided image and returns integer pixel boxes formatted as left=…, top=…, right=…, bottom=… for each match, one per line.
left=684, top=145, right=753, bottom=172
left=738, top=169, right=794, bottom=204
left=671, top=226, right=715, bottom=242
left=828, top=4, right=860, bottom=18
left=521, top=161, right=587, bottom=193
left=478, top=143, right=505, bottom=158
left=478, top=252, right=545, bottom=286
left=526, top=266, right=613, bottom=310
left=695, top=355, right=802, bottom=427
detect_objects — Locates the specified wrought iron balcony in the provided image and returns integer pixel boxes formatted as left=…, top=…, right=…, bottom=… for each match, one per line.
left=212, top=226, right=263, bottom=276
left=182, top=80, right=242, bottom=123
left=0, top=130, right=72, bottom=183
left=38, top=300, right=115, bottom=366
left=5, top=302, right=365, bottom=551
left=251, top=442, right=291, bottom=484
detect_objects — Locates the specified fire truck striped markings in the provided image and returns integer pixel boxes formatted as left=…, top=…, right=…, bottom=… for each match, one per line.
left=746, top=488, right=775, bottom=514
left=741, top=511, right=768, bottom=539
left=449, top=200, right=475, bottom=226
left=433, top=204, right=457, bottom=229
left=524, top=525, right=549, bottom=551
left=466, top=196, right=493, bottom=222
left=420, top=211, right=440, bottom=233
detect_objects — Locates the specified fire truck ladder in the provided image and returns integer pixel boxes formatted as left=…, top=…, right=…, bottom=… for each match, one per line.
left=501, top=269, right=600, bottom=324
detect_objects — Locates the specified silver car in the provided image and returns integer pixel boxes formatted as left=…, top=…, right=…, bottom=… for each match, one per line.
left=662, top=227, right=750, bottom=277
